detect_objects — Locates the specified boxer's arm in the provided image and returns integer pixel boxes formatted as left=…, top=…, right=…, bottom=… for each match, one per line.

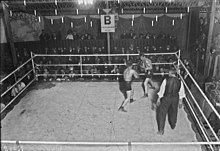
left=132, top=70, right=139, bottom=79
left=157, top=79, right=166, bottom=98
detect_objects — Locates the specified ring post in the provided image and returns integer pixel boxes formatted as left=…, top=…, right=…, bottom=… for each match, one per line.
left=80, top=56, right=83, bottom=78
left=177, top=50, right=181, bottom=69
left=31, top=52, right=36, bottom=76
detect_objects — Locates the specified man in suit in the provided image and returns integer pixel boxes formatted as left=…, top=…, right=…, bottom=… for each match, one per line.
left=156, top=68, right=186, bottom=135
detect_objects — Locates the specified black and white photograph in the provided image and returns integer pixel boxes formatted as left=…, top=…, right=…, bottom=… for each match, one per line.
left=0, top=0, right=220, bottom=151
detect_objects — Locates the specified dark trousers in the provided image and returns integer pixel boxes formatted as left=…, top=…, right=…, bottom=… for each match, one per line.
left=157, top=95, right=179, bottom=131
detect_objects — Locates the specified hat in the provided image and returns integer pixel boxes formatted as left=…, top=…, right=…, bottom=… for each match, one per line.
left=169, top=68, right=177, bottom=75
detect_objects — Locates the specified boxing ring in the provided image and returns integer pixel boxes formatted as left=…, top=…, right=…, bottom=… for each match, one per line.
left=1, top=51, right=220, bottom=151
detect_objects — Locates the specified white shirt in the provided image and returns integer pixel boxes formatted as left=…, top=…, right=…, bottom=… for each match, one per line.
left=66, top=34, right=74, bottom=40
left=18, top=82, right=26, bottom=91
left=157, top=78, right=186, bottom=99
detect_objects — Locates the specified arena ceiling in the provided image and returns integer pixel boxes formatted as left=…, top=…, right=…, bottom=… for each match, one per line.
left=2, top=0, right=216, bottom=15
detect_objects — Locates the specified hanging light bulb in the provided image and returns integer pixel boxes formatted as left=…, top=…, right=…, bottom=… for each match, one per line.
left=78, top=0, right=83, bottom=5
left=9, top=10, right=13, bottom=16
left=187, top=6, right=190, bottom=13
left=84, top=17, right=87, bottom=23
left=55, top=0, right=57, bottom=5
left=180, top=13, right=183, bottom=19
left=172, top=19, right=175, bottom=26
left=76, top=9, right=79, bottom=15
left=90, top=21, right=93, bottom=27
left=97, top=8, right=99, bottom=14
left=165, top=7, right=168, bottom=13
left=143, top=7, right=146, bottom=13
left=51, top=19, right=53, bottom=24
left=150, top=0, right=152, bottom=3
left=132, top=15, right=134, bottom=21
left=55, top=9, right=57, bottom=15
left=156, top=15, right=158, bottom=21
left=34, top=10, right=37, bottom=16
left=38, top=16, right=41, bottom=22
left=131, top=20, right=134, bottom=26
left=24, top=0, right=26, bottom=6
left=152, top=20, right=154, bottom=26
left=118, top=0, right=120, bottom=3
left=71, top=22, right=73, bottom=28
left=62, top=17, right=64, bottom=23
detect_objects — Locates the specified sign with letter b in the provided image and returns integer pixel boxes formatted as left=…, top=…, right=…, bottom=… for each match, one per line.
left=101, top=15, right=115, bottom=32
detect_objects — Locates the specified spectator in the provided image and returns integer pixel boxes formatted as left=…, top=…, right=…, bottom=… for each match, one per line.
left=97, top=47, right=103, bottom=54
left=128, top=44, right=136, bottom=54
left=23, top=48, right=30, bottom=61
left=39, top=30, right=50, bottom=41
left=17, top=79, right=26, bottom=92
left=68, top=66, right=76, bottom=80
left=121, top=47, right=125, bottom=54
left=1, top=103, right=5, bottom=111
left=92, top=47, right=98, bottom=54
left=120, top=31, right=127, bottom=39
left=73, top=32, right=80, bottom=40
left=111, top=65, right=120, bottom=80
left=76, top=46, right=81, bottom=54
left=166, top=45, right=171, bottom=52
left=51, top=32, right=57, bottom=40
left=43, top=68, right=49, bottom=81
left=11, top=84, right=18, bottom=97
left=90, top=65, right=100, bottom=80
left=128, top=30, right=136, bottom=39
left=66, top=30, right=74, bottom=40
left=56, top=31, right=62, bottom=40
left=113, top=46, right=119, bottom=54
left=68, top=47, right=73, bottom=54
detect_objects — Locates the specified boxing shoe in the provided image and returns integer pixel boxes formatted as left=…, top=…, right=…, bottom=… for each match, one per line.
left=144, top=93, right=148, bottom=97
left=157, top=130, right=164, bottom=135
left=130, top=98, right=135, bottom=103
left=118, top=106, right=127, bottom=112
left=149, top=86, right=156, bottom=89
left=171, top=124, right=176, bottom=130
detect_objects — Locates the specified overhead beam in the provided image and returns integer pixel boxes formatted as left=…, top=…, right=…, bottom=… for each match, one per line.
left=6, top=0, right=212, bottom=11
left=1, top=2, right=17, bottom=67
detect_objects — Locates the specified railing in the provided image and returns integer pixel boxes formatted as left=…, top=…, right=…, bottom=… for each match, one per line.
left=1, top=140, right=220, bottom=151
left=0, top=55, right=36, bottom=113
left=173, top=53, right=220, bottom=150
left=1, top=51, right=220, bottom=151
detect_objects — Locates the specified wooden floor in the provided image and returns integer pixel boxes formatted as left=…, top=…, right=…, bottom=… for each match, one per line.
left=1, top=82, right=202, bottom=151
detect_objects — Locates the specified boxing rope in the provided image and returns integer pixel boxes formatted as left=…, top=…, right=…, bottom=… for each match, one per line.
left=1, top=50, right=220, bottom=151
left=33, top=52, right=176, bottom=78
left=0, top=55, right=36, bottom=113
left=174, top=64, right=219, bottom=151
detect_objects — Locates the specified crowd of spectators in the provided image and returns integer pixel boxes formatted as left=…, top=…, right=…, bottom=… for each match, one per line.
left=14, top=33, right=180, bottom=82
left=120, top=31, right=178, bottom=50
left=39, top=29, right=178, bottom=53
left=0, top=48, right=34, bottom=112
left=190, top=17, right=209, bottom=74
left=32, top=52, right=177, bottom=82
left=0, top=32, right=180, bottom=110
left=39, top=29, right=106, bottom=42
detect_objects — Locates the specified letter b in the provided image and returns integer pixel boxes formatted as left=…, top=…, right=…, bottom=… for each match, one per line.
left=104, top=16, right=111, bottom=25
